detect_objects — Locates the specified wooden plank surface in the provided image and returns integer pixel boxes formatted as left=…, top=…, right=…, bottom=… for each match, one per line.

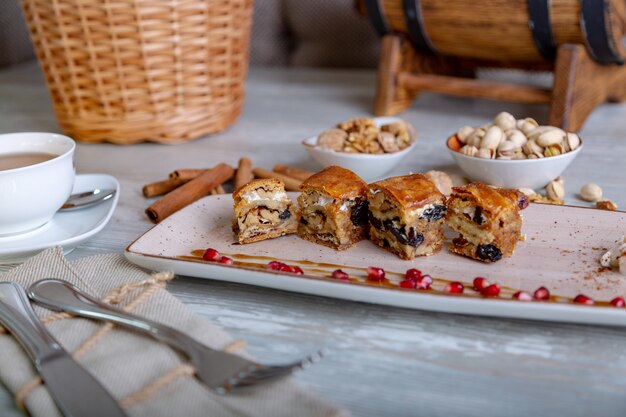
left=1, top=61, right=626, bottom=416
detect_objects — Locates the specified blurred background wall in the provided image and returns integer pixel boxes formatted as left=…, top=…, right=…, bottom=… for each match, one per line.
left=0, top=0, right=380, bottom=68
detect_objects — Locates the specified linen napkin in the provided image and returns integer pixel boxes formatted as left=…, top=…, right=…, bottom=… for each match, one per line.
left=0, top=247, right=347, bottom=417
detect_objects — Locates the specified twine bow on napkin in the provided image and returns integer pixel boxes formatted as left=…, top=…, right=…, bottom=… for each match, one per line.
left=0, top=247, right=347, bottom=417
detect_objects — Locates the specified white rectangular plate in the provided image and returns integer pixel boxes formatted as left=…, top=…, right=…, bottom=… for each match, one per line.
left=126, top=194, right=626, bottom=326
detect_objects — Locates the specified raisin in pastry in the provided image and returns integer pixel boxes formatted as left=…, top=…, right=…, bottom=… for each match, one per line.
left=232, top=178, right=297, bottom=244
left=297, top=166, right=368, bottom=250
left=446, top=182, right=529, bottom=262
left=368, top=174, right=447, bottom=260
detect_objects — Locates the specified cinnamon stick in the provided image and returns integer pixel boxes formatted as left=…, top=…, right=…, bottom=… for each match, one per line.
left=234, top=157, right=253, bottom=190
left=209, top=185, right=226, bottom=195
left=272, top=164, right=315, bottom=182
left=146, top=163, right=234, bottom=223
left=169, top=169, right=208, bottom=181
left=142, top=178, right=188, bottom=198
left=252, top=167, right=302, bottom=191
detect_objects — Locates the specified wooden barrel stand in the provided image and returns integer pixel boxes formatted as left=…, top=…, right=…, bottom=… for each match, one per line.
left=362, top=0, right=626, bottom=132
left=375, top=35, right=626, bottom=131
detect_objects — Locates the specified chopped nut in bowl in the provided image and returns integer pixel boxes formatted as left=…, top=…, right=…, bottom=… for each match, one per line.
left=303, top=117, right=417, bottom=182
left=446, top=112, right=583, bottom=189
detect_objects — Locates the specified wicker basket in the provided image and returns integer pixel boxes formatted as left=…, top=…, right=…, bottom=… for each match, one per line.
left=20, top=0, right=254, bottom=144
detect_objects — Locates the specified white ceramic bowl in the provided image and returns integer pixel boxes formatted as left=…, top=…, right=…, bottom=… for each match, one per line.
left=0, top=133, right=75, bottom=236
left=302, top=117, right=417, bottom=182
left=447, top=135, right=583, bottom=189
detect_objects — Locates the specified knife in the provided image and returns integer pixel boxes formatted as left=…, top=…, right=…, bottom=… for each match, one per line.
left=0, top=282, right=127, bottom=417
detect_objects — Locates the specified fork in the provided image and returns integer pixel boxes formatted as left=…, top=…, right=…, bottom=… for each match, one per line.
left=28, top=278, right=323, bottom=393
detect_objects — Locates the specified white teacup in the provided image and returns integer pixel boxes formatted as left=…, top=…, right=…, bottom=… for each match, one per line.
left=0, top=133, right=75, bottom=236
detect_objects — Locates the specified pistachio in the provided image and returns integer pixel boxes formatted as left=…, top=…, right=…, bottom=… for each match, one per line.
left=546, top=177, right=565, bottom=201
left=466, top=128, right=485, bottom=148
left=493, top=112, right=516, bottom=131
left=456, top=126, right=474, bottom=143
left=522, top=140, right=543, bottom=158
left=480, top=125, right=504, bottom=150
left=459, top=145, right=478, bottom=156
left=476, top=148, right=493, bottom=159
left=597, top=200, right=618, bottom=211
left=497, top=140, right=517, bottom=158
left=580, top=183, right=602, bottom=202
left=526, top=126, right=552, bottom=141
left=506, top=129, right=528, bottom=147
left=543, top=144, right=563, bottom=157
left=565, top=132, right=581, bottom=151
left=517, top=117, right=539, bottom=135
left=513, top=149, right=527, bottom=160
left=454, top=114, right=580, bottom=160
left=536, top=128, right=566, bottom=147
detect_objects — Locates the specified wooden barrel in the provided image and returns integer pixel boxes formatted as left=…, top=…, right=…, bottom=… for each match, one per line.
left=362, top=0, right=626, bottom=64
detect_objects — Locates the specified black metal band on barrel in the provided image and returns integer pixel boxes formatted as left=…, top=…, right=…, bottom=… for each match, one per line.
left=580, top=0, right=624, bottom=65
left=527, top=0, right=557, bottom=60
left=363, top=0, right=390, bottom=37
left=402, top=0, right=436, bottom=53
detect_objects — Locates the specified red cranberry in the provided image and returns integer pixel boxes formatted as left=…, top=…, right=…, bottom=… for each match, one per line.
left=573, top=294, right=594, bottom=305
left=291, top=266, right=303, bottom=275
left=279, top=264, right=293, bottom=273
left=367, top=267, right=385, bottom=281
left=533, top=286, right=550, bottom=300
left=445, top=282, right=464, bottom=294
left=512, top=291, right=532, bottom=301
left=481, top=283, right=500, bottom=297
left=267, top=261, right=284, bottom=270
left=472, top=277, right=490, bottom=291
left=415, top=274, right=433, bottom=290
left=202, top=248, right=220, bottom=262
left=331, top=269, right=349, bottom=280
left=610, top=296, right=625, bottom=307
left=405, top=268, right=422, bottom=281
left=399, top=279, right=416, bottom=289
left=218, top=256, right=233, bottom=265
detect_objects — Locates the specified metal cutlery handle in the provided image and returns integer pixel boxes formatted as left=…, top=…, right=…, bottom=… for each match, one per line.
left=0, top=282, right=61, bottom=362
left=29, top=279, right=197, bottom=354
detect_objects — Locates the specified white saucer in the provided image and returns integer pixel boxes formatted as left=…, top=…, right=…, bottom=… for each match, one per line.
left=0, top=174, right=120, bottom=264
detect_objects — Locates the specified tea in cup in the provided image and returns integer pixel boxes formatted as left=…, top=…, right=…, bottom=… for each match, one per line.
left=0, top=132, right=75, bottom=236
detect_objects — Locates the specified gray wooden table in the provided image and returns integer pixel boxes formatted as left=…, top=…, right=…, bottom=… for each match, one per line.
left=1, top=61, right=626, bottom=417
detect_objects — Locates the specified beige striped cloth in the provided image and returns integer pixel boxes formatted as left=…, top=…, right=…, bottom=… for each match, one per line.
left=0, top=247, right=347, bottom=417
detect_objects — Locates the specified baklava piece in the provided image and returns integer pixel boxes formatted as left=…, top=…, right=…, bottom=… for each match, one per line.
left=297, top=166, right=368, bottom=250
left=368, top=174, right=447, bottom=260
left=232, top=178, right=297, bottom=244
left=446, top=182, right=529, bottom=262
